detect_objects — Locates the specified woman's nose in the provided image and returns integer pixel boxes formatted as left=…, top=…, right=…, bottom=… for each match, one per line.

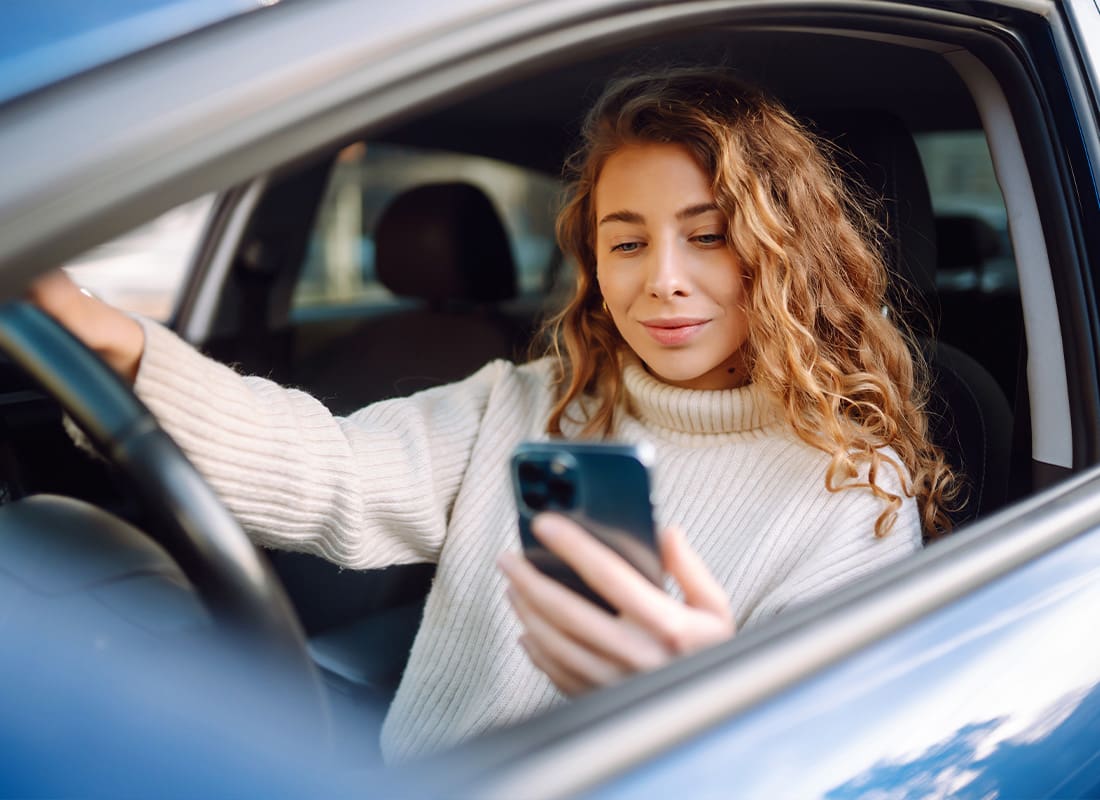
left=646, top=241, right=690, bottom=298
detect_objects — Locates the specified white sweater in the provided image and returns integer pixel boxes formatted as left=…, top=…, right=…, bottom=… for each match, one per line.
left=133, top=320, right=922, bottom=762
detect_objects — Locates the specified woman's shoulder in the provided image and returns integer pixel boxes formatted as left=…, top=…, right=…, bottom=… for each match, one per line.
left=756, top=432, right=919, bottom=534
left=763, top=427, right=913, bottom=490
left=492, top=355, right=559, bottom=395
left=831, top=443, right=922, bottom=547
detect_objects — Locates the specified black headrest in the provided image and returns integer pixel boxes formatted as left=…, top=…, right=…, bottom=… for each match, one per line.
left=935, top=214, right=1001, bottom=270
left=811, top=110, right=937, bottom=299
left=374, top=182, right=517, bottom=304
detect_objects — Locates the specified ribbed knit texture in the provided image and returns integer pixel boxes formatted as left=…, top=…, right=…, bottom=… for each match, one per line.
left=133, top=320, right=921, bottom=762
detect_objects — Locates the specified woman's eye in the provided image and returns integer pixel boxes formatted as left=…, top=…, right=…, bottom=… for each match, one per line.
left=611, top=241, right=643, bottom=253
left=693, top=233, right=726, bottom=246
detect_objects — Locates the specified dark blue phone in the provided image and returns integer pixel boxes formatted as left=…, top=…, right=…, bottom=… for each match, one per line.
left=511, top=441, right=662, bottom=612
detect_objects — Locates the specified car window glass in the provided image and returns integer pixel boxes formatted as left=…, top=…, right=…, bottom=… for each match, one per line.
left=63, top=194, right=214, bottom=321
left=290, top=142, right=562, bottom=320
left=914, top=129, right=1023, bottom=417
left=915, top=131, right=1017, bottom=292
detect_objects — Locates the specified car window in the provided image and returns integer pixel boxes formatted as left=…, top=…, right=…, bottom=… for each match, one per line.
left=63, top=195, right=214, bottom=321
left=913, top=130, right=1022, bottom=406
left=290, top=142, right=562, bottom=321
left=915, top=131, right=1017, bottom=292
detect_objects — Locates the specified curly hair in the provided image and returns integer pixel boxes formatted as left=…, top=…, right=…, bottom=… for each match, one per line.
left=542, top=68, right=959, bottom=539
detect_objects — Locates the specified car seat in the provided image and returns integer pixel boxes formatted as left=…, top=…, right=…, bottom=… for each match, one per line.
left=291, top=181, right=528, bottom=414
left=934, top=213, right=1023, bottom=402
left=272, top=181, right=530, bottom=715
left=812, top=110, right=1014, bottom=528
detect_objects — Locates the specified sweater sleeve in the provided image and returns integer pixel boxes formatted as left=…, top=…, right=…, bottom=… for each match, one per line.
left=742, top=452, right=923, bottom=626
left=133, top=318, right=505, bottom=569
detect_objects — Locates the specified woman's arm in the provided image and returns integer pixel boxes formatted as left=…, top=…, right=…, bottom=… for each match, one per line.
left=29, top=270, right=502, bottom=569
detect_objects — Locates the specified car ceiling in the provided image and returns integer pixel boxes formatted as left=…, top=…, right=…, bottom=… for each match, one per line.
left=381, top=26, right=978, bottom=176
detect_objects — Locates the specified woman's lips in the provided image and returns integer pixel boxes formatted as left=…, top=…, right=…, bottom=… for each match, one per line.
left=640, top=318, right=709, bottom=346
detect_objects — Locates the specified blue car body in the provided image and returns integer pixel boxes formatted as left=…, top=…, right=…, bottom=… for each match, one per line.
left=599, top=498, right=1100, bottom=798
left=0, top=0, right=260, bottom=104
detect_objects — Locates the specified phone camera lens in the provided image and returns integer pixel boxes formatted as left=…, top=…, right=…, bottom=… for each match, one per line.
left=518, top=456, right=576, bottom=511
left=518, top=461, right=542, bottom=483
left=522, top=486, right=549, bottom=510
left=547, top=477, right=575, bottom=510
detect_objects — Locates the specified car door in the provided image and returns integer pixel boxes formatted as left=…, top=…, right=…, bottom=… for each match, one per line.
left=3, top=0, right=1100, bottom=796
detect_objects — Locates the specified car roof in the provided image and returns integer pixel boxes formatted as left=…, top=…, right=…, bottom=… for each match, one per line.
left=0, top=0, right=1039, bottom=292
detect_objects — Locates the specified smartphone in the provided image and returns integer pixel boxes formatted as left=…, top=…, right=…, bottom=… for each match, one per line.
left=510, top=441, right=662, bottom=612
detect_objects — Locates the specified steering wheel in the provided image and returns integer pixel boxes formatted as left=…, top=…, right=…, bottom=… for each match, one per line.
left=0, top=301, right=321, bottom=687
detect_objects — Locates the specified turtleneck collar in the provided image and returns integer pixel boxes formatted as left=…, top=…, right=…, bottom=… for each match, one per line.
left=621, top=356, right=782, bottom=435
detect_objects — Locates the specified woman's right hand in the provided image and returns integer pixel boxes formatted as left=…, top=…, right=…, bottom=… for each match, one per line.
left=26, top=270, right=146, bottom=384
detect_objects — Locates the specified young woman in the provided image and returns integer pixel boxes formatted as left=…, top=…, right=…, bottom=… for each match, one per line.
left=31, top=68, right=955, bottom=762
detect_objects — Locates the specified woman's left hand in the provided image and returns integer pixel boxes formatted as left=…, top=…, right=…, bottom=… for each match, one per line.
left=498, top=513, right=735, bottom=697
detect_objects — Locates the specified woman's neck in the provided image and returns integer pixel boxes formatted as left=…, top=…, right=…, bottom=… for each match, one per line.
left=621, top=355, right=779, bottom=435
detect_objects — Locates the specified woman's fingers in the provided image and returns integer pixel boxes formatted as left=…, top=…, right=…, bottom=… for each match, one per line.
left=27, top=269, right=90, bottom=325
left=518, top=633, right=586, bottom=697
left=502, top=516, right=736, bottom=692
left=499, top=551, right=668, bottom=672
left=507, top=587, right=626, bottom=693
left=530, top=513, right=674, bottom=617
left=26, top=269, right=145, bottom=383
left=530, top=514, right=726, bottom=653
left=528, top=515, right=735, bottom=654
left=660, top=525, right=734, bottom=622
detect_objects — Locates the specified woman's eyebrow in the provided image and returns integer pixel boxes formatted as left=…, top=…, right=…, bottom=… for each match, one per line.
left=598, top=209, right=644, bottom=226
left=676, top=202, right=720, bottom=220
left=597, top=203, right=719, bottom=226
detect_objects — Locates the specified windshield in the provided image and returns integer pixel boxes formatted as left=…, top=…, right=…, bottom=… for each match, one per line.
left=0, top=0, right=267, bottom=105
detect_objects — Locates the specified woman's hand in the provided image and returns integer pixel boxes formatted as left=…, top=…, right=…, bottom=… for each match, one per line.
left=26, top=270, right=145, bottom=383
left=498, top=514, right=735, bottom=696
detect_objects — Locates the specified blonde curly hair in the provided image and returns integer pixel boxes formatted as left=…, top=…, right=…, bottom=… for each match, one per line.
left=542, top=68, right=958, bottom=539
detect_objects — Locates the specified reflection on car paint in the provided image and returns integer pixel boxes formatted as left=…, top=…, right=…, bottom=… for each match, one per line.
left=592, top=527, right=1100, bottom=799
left=0, top=0, right=262, bottom=104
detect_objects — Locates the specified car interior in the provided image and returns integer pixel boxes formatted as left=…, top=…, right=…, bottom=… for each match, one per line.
left=0, top=10, right=1079, bottom=767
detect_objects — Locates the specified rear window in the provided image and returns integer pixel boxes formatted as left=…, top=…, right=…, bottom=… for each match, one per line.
left=63, top=194, right=213, bottom=321
left=291, top=142, right=562, bottom=320
left=915, top=130, right=1016, bottom=292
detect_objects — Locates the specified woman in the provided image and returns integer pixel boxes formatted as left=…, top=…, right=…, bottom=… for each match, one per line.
left=31, top=68, right=955, bottom=762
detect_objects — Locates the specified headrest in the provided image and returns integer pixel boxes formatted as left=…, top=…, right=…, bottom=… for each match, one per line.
left=811, top=110, right=937, bottom=299
left=935, top=214, right=1001, bottom=270
left=374, top=182, right=517, bottom=304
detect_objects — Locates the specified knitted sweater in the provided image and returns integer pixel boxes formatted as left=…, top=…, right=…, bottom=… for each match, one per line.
left=132, top=320, right=922, bottom=762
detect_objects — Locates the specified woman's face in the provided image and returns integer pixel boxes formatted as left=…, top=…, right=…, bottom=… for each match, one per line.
left=595, top=142, right=750, bottom=391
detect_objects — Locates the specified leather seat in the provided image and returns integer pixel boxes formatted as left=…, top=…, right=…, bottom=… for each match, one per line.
left=812, top=111, right=1014, bottom=527
left=292, top=181, right=527, bottom=415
